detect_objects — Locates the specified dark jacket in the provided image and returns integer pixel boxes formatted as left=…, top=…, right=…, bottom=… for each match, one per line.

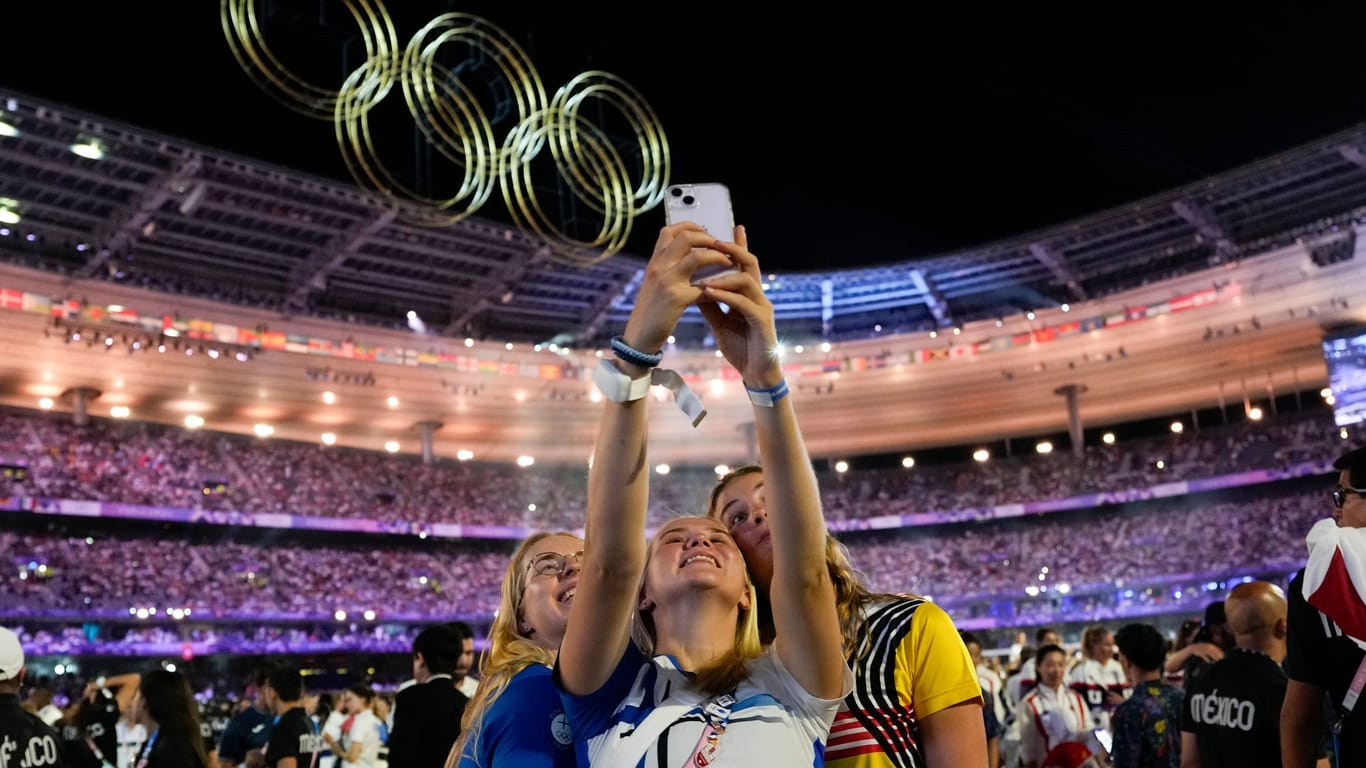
left=0, top=692, right=69, bottom=767
left=386, top=677, right=468, bottom=768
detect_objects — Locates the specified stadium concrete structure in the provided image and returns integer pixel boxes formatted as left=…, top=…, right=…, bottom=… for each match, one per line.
left=1, top=89, right=1365, bottom=466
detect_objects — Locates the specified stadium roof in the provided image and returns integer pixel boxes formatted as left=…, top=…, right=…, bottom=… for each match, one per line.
left=5, top=89, right=1366, bottom=350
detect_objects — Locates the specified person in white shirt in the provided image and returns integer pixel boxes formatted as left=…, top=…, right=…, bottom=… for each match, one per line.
left=117, top=711, right=149, bottom=768
left=322, top=684, right=382, bottom=768
left=317, top=693, right=348, bottom=768
left=962, top=631, right=1007, bottom=728
left=447, top=622, right=479, bottom=699
left=27, top=683, right=63, bottom=726
left=1065, top=624, right=1128, bottom=731
left=1019, top=645, right=1092, bottom=768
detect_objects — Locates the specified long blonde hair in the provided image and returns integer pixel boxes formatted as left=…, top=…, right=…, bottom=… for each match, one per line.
left=632, top=516, right=764, bottom=697
left=447, top=531, right=580, bottom=768
left=708, top=465, right=904, bottom=662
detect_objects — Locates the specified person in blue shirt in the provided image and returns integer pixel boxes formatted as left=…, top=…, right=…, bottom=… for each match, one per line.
left=447, top=531, right=580, bottom=767
left=217, top=665, right=274, bottom=768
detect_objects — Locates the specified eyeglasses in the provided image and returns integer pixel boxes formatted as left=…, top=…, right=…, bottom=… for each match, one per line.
left=1332, top=484, right=1366, bottom=509
left=526, top=550, right=584, bottom=577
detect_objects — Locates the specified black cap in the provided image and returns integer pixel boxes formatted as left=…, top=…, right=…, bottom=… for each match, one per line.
left=1333, top=444, right=1366, bottom=488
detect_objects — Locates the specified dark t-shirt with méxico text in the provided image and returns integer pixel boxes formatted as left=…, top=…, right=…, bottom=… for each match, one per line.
left=59, top=689, right=120, bottom=768
left=264, top=707, right=322, bottom=768
left=1180, top=648, right=1289, bottom=768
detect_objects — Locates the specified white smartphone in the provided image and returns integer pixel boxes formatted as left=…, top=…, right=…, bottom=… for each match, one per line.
left=664, top=182, right=738, bottom=284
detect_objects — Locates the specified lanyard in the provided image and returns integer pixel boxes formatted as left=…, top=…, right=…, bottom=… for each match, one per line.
left=684, top=693, right=736, bottom=768
left=84, top=735, right=115, bottom=768
left=134, top=729, right=159, bottom=768
left=1331, top=653, right=1366, bottom=764
left=1342, top=653, right=1366, bottom=716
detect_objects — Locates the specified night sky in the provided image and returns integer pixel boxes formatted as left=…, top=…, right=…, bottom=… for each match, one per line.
left=5, top=3, right=1366, bottom=272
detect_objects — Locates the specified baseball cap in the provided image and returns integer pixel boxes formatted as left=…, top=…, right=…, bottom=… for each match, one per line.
left=0, top=627, right=23, bottom=681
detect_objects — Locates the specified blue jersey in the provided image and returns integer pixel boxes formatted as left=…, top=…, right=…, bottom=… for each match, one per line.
left=457, top=664, right=574, bottom=768
left=217, top=706, right=272, bottom=764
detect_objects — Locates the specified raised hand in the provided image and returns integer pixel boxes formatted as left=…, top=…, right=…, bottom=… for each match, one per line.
left=620, top=223, right=736, bottom=357
left=694, top=226, right=782, bottom=388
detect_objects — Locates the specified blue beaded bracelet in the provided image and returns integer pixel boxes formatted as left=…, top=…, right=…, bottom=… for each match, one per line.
left=745, top=379, right=790, bottom=407
left=611, top=335, right=664, bottom=368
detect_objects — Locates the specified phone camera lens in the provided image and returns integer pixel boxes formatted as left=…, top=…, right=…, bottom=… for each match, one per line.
left=670, top=187, right=683, bottom=198
left=682, top=195, right=695, bottom=205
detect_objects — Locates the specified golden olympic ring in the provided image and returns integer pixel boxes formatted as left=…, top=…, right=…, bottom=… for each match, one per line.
left=220, top=0, right=670, bottom=263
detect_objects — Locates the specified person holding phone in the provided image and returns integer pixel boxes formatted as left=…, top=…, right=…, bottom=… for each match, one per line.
left=447, top=531, right=580, bottom=768
left=555, top=221, right=851, bottom=767
left=709, top=467, right=988, bottom=767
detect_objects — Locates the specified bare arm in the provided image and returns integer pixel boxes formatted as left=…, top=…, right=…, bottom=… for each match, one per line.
left=1281, top=679, right=1326, bottom=768
left=1164, top=643, right=1222, bottom=673
left=322, top=732, right=363, bottom=764
left=558, top=224, right=733, bottom=696
left=106, top=672, right=141, bottom=714
left=697, top=230, right=845, bottom=699
left=919, top=700, right=990, bottom=768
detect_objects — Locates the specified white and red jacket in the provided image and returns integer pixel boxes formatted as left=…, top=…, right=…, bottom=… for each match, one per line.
left=1019, top=683, right=1091, bottom=767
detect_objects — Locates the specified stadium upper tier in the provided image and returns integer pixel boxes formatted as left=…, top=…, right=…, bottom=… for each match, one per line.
left=4, top=89, right=1366, bottom=465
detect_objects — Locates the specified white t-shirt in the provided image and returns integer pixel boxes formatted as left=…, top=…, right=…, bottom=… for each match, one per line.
left=117, top=719, right=148, bottom=768
left=338, top=709, right=382, bottom=768
left=563, top=644, right=850, bottom=768
left=319, top=709, right=348, bottom=768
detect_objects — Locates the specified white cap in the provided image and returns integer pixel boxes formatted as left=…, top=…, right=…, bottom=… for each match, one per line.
left=0, top=627, right=22, bottom=682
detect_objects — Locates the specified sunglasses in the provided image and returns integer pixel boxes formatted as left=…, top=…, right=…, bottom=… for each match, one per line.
left=1331, top=484, right=1366, bottom=509
left=526, top=550, right=584, bottom=577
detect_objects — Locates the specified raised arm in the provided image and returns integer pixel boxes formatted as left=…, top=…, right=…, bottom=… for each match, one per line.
left=696, top=227, right=845, bottom=699
left=558, top=223, right=734, bottom=696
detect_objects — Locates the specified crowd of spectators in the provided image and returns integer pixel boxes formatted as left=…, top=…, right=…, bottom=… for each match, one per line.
left=1, top=479, right=1326, bottom=646
left=6, top=622, right=420, bottom=657
left=0, top=404, right=1340, bottom=529
left=0, top=403, right=1343, bottom=658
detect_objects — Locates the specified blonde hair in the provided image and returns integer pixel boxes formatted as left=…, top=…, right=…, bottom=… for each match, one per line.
left=1081, top=624, right=1113, bottom=659
left=632, top=516, right=763, bottom=697
left=447, top=531, right=581, bottom=768
left=708, top=465, right=904, bottom=662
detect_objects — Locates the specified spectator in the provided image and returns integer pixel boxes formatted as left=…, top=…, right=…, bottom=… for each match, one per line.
left=387, top=625, right=467, bottom=768
left=216, top=664, right=273, bottom=768
left=259, top=664, right=321, bottom=768
left=130, top=668, right=210, bottom=768
left=1109, top=622, right=1182, bottom=768
left=0, top=626, right=68, bottom=767
left=445, top=621, right=479, bottom=700
left=1019, top=644, right=1092, bottom=768
left=1282, top=444, right=1366, bottom=768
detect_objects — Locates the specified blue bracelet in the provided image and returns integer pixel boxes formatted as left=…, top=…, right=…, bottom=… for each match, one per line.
left=611, top=335, right=664, bottom=368
left=745, top=379, right=790, bottom=407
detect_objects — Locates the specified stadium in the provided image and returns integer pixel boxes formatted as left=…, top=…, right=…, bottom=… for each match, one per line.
left=2, top=5, right=1365, bottom=767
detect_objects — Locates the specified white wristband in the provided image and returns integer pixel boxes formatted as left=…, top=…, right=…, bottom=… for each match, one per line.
left=593, top=359, right=652, bottom=402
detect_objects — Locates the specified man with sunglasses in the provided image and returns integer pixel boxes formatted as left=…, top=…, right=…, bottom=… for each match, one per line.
left=387, top=624, right=468, bottom=768
left=1282, top=445, right=1366, bottom=768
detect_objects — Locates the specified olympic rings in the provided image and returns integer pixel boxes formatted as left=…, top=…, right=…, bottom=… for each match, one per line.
left=221, top=0, right=669, bottom=263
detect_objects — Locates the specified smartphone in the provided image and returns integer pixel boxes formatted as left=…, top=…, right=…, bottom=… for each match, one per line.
left=664, top=182, right=738, bottom=284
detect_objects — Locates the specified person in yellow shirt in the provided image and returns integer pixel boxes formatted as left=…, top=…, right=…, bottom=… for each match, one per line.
left=711, top=466, right=986, bottom=767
